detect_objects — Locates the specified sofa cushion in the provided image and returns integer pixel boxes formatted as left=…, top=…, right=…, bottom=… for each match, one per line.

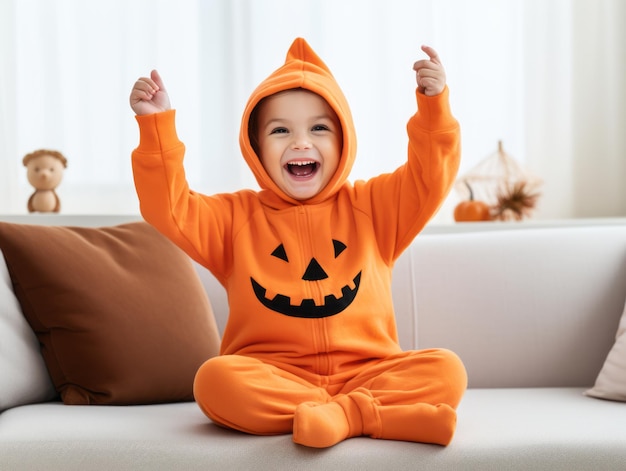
left=0, top=222, right=220, bottom=405
left=0, top=248, right=58, bottom=412
left=585, top=293, right=626, bottom=401
left=2, top=388, right=626, bottom=470
left=408, top=226, right=626, bottom=388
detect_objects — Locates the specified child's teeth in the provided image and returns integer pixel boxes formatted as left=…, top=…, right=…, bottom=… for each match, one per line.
left=288, top=162, right=317, bottom=176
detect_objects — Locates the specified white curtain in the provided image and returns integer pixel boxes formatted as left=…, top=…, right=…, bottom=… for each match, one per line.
left=523, top=0, right=626, bottom=218
left=1, top=0, right=624, bottom=220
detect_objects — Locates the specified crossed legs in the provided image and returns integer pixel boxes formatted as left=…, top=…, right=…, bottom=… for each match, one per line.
left=193, top=349, right=467, bottom=448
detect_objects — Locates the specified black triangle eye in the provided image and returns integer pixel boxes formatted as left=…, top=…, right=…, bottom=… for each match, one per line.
left=333, top=240, right=347, bottom=258
left=271, top=244, right=289, bottom=262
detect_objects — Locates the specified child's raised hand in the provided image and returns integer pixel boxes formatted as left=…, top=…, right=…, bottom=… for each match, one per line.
left=129, top=69, right=171, bottom=115
left=413, top=46, right=446, bottom=96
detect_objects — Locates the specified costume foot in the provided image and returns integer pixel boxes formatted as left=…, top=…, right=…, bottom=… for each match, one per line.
left=379, top=402, right=458, bottom=446
left=427, top=403, right=458, bottom=446
left=293, top=402, right=349, bottom=448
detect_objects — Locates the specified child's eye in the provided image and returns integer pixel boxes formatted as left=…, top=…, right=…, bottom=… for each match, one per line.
left=270, top=127, right=288, bottom=134
left=312, top=124, right=330, bottom=132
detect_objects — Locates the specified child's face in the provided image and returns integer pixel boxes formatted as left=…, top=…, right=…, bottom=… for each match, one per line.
left=256, top=89, right=342, bottom=201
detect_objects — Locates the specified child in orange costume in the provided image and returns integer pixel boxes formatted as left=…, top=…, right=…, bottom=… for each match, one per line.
left=129, top=38, right=467, bottom=448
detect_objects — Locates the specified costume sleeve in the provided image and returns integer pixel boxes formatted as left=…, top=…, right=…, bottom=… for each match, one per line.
left=131, top=110, right=233, bottom=282
left=354, top=86, right=461, bottom=262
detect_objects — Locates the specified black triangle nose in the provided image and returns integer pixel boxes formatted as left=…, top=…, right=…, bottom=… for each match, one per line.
left=302, top=258, right=328, bottom=281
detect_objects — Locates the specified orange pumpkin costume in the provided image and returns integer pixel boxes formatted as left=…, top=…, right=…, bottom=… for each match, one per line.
left=131, top=38, right=466, bottom=447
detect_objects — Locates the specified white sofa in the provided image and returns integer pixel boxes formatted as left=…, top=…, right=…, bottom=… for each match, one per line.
left=1, top=215, right=626, bottom=471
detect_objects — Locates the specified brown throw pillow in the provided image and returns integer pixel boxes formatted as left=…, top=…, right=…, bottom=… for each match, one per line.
left=0, top=221, right=220, bottom=405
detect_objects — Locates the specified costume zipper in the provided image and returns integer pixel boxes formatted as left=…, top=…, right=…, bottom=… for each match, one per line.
left=297, top=205, right=331, bottom=376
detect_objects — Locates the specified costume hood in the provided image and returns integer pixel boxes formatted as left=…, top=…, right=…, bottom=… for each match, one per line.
left=239, top=38, right=356, bottom=206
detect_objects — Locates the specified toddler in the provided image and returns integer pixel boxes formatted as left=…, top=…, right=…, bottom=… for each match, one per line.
left=129, top=37, right=467, bottom=448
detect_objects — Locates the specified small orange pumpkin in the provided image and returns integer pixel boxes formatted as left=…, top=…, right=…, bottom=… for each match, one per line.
left=454, top=182, right=491, bottom=222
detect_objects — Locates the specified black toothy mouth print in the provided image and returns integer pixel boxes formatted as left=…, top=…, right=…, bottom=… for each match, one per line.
left=250, top=272, right=361, bottom=319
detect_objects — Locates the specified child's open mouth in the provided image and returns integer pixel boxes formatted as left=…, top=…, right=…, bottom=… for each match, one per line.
left=285, top=161, right=319, bottom=177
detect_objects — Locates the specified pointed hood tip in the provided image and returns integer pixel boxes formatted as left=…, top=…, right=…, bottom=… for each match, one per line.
left=286, top=37, right=332, bottom=75
left=287, top=37, right=310, bottom=56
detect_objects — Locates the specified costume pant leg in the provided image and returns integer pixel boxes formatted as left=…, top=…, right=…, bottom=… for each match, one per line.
left=293, top=348, right=467, bottom=447
left=343, top=348, right=467, bottom=445
left=194, top=355, right=330, bottom=435
left=345, top=348, right=467, bottom=406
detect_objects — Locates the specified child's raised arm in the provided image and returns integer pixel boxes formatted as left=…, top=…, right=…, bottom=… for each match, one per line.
left=413, top=46, right=446, bottom=96
left=129, top=69, right=172, bottom=116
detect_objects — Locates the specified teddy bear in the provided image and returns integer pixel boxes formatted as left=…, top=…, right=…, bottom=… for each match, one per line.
left=22, top=149, right=68, bottom=213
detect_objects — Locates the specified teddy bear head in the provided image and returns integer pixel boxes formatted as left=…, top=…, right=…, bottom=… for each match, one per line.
left=23, top=149, right=68, bottom=191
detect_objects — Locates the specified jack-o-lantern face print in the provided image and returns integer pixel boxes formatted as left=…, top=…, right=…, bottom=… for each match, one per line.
left=250, top=239, right=361, bottom=318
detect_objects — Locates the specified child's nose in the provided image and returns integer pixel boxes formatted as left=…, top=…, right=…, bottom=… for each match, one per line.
left=291, top=133, right=312, bottom=150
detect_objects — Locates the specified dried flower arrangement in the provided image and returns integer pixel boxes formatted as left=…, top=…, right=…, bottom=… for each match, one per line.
left=454, top=141, right=542, bottom=221
left=491, top=180, right=541, bottom=221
